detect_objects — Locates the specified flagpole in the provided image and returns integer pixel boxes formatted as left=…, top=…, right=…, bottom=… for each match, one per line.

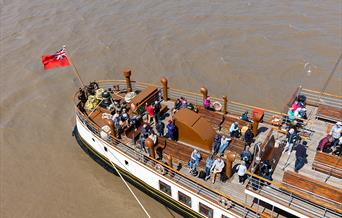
left=63, top=45, right=85, bottom=87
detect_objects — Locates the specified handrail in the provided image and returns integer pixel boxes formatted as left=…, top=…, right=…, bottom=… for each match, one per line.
left=75, top=107, right=262, bottom=217
left=301, top=88, right=342, bottom=99
left=245, top=176, right=341, bottom=217
left=246, top=172, right=341, bottom=206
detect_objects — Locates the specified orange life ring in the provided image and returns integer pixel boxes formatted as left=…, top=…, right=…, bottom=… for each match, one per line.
left=270, top=115, right=282, bottom=126
left=213, top=101, right=222, bottom=111
left=155, top=164, right=166, bottom=175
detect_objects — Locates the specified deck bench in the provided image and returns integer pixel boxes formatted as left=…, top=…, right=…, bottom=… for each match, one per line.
left=312, top=151, right=342, bottom=179
left=316, top=104, right=342, bottom=123
left=282, top=170, right=342, bottom=213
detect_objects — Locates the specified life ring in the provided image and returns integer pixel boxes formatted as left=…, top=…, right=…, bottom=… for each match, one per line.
left=155, top=164, right=166, bottom=175
left=270, top=115, right=282, bottom=126
left=218, top=196, right=232, bottom=209
left=212, top=101, right=222, bottom=111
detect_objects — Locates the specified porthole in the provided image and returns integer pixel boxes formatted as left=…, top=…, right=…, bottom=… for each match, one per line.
left=92, top=138, right=95, bottom=142
left=125, top=160, right=129, bottom=165
left=104, top=147, right=108, bottom=152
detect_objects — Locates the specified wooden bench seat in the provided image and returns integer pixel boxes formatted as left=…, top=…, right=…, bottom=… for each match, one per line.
left=157, top=137, right=211, bottom=169
left=130, top=86, right=159, bottom=114
left=282, top=170, right=342, bottom=213
left=316, top=104, right=342, bottom=123
left=312, top=151, right=342, bottom=179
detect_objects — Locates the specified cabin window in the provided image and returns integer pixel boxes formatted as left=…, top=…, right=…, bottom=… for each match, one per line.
left=178, top=191, right=191, bottom=207
left=159, top=181, right=171, bottom=196
left=199, top=202, right=213, bottom=218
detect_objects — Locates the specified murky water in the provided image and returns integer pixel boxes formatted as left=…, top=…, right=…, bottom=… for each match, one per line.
left=1, top=1, right=341, bottom=217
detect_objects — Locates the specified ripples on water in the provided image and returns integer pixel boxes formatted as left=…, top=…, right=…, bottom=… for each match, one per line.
left=0, top=1, right=341, bottom=217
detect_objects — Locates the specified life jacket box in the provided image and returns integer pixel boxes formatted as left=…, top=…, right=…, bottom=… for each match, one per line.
left=252, top=108, right=264, bottom=122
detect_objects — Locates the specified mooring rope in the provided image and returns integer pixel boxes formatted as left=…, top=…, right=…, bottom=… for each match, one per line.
left=104, top=150, right=151, bottom=218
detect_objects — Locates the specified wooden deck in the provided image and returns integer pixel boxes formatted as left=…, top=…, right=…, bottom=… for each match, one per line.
left=316, top=104, right=342, bottom=123
left=85, top=85, right=342, bottom=217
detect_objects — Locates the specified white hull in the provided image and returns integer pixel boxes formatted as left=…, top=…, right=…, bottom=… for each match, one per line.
left=76, top=115, right=246, bottom=218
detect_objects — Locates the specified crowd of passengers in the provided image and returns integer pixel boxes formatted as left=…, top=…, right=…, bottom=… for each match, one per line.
left=286, top=95, right=308, bottom=125
left=81, top=84, right=325, bottom=185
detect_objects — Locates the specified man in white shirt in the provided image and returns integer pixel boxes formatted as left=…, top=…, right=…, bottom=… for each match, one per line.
left=330, top=122, right=342, bottom=148
left=210, top=156, right=225, bottom=184
left=236, top=161, right=247, bottom=184
left=229, top=122, right=240, bottom=138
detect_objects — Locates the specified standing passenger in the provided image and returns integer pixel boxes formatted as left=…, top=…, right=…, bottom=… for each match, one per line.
left=236, top=161, right=247, bottom=184
left=282, top=128, right=298, bottom=155
left=294, top=141, right=307, bottom=172
left=166, top=120, right=176, bottom=141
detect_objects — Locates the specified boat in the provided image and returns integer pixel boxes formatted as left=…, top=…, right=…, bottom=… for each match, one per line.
left=72, top=69, right=342, bottom=218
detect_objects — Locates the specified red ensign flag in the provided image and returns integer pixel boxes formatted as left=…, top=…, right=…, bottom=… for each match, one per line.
left=41, top=47, right=71, bottom=70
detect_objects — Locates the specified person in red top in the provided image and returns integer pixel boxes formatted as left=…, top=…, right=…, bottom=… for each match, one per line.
left=317, top=135, right=333, bottom=152
left=144, top=103, right=155, bottom=123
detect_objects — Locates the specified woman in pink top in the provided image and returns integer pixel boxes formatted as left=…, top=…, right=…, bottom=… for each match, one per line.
left=203, top=96, right=211, bottom=110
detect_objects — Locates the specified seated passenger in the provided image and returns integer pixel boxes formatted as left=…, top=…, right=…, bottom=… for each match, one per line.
left=240, top=146, right=252, bottom=168
left=179, top=97, right=188, bottom=109
left=330, top=122, right=342, bottom=148
left=203, top=96, right=211, bottom=110
left=212, top=134, right=222, bottom=154
left=204, top=154, right=215, bottom=180
left=189, top=149, right=201, bottom=175
left=156, top=121, right=165, bottom=137
left=291, top=100, right=301, bottom=112
left=229, top=122, right=240, bottom=138
left=148, top=132, right=158, bottom=145
left=287, top=107, right=296, bottom=122
left=240, top=111, right=250, bottom=122
left=210, top=156, right=225, bottom=184
left=244, top=126, right=254, bottom=146
left=218, top=136, right=232, bottom=156
left=141, top=124, right=151, bottom=138
left=317, top=135, right=333, bottom=152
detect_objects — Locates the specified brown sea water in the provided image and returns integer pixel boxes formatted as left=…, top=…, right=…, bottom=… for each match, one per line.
left=0, top=1, right=341, bottom=217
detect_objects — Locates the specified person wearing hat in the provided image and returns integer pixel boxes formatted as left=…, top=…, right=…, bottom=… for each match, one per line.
left=330, top=122, right=342, bottom=148
left=295, top=141, right=308, bottom=172
left=282, top=128, right=299, bottom=155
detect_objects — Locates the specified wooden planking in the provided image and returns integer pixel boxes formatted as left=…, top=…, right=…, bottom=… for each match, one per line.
left=316, top=104, right=342, bottom=123
left=312, top=151, right=342, bottom=179
left=282, top=170, right=342, bottom=213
